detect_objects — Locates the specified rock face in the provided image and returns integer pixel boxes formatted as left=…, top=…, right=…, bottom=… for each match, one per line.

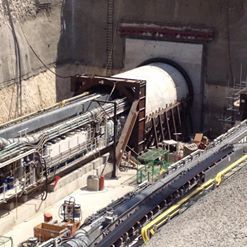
left=0, top=0, right=65, bottom=123
left=0, top=0, right=60, bottom=88
left=0, top=0, right=36, bottom=25
left=0, top=0, right=247, bottom=131
left=147, top=165, right=247, bottom=247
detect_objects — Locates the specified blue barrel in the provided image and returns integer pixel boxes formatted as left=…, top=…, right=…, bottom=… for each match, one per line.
left=7, top=176, right=14, bottom=190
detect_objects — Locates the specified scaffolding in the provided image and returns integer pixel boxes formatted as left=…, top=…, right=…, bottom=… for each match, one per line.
left=220, top=65, right=247, bottom=127
left=137, top=148, right=170, bottom=184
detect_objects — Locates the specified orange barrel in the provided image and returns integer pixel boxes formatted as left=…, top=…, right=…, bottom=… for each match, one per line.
left=99, top=176, right=105, bottom=191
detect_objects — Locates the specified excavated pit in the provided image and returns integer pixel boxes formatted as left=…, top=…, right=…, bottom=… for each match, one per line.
left=0, top=1, right=246, bottom=247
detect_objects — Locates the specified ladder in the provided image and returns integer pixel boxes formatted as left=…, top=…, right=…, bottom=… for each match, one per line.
left=106, top=0, right=114, bottom=76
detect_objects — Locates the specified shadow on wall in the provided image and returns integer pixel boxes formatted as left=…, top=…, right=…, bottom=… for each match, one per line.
left=2, top=0, right=22, bottom=117
left=55, top=0, right=77, bottom=102
left=55, top=0, right=108, bottom=102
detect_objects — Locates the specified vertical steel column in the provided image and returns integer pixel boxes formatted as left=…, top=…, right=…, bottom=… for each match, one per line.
left=176, top=105, right=182, bottom=130
left=151, top=118, right=159, bottom=148
left=171, top=108, right=177, bottom=136
left=158, top=115, right=165, bottom=141
left=165, top=111, right=172, bottom=140
left=112, top=102, right=117, bottom=178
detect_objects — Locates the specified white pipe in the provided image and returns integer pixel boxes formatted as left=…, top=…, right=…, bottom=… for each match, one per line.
left=113, top=63, right=189, bottom=116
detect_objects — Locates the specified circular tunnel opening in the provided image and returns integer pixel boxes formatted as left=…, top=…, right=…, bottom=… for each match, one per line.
left=113, top=59, right=193, bottom=117
left=138, top=58, right=193, bottom=105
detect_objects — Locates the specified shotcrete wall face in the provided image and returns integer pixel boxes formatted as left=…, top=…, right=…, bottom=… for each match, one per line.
left=0, top=0, right=246, bottom=134
left=123, top=39, right=203, bottom=131
left=114, top=63, right=189, bottom=117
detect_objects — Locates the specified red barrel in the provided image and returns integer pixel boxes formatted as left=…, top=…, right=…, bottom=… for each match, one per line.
left=44, top=212, right=53, bottom=222
left=99, top=176, right=105, bottom=191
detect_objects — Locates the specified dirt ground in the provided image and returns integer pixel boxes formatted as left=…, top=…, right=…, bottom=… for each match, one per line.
left=0, top=69, right=57, bottom=124
left=147, top=164, right=247, bottom=247
left=0, top=63, right=108, bottom=125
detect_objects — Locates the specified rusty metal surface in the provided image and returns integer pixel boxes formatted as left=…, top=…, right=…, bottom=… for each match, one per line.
left=71, top=74, right=147, bottom=154
left=119, top=23, right=214, bottom=43
left=116, top=100, right=139, bottom=167
left=70, top=74, right=187, bottom=154
left=145, top=102, right=185, bottom=150
left=71, top=75, right=143, bottom=93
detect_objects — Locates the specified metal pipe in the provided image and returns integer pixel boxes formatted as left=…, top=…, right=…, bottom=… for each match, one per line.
left=113, top=101, right=117, bottom=179
left=0, top=93, right=102, bottom=139
left=0, top=98, right=128, bottom=169
left=92, top=99, right=118, bottom=179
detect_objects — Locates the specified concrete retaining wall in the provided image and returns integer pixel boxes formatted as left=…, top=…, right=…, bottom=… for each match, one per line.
left=2, top=0, right=247, bottom=86
left=124, top=38, right=203, bottom=131
left=1, top=0, right=247, bottom=132
left=0, top=0, right=61, bottom=87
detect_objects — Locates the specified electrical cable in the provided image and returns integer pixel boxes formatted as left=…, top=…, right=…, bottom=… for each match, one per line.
left=18, top=24, right=73, bottom=79
left=107, top=82, right=116, bottom=101
left=40, top=155, right=48, bottom=201
left=0, top=3, right=78, bottom=98
left=4, top=0, right=23, bottom=116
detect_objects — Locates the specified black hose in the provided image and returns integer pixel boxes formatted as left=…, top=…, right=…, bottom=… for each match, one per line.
left=40, top=155, right=49, bottom=201
left=3, top=0, right=23, bottom=115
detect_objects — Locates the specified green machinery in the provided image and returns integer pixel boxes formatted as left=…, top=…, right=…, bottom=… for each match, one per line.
left=137, top=148, right=170, bottom=184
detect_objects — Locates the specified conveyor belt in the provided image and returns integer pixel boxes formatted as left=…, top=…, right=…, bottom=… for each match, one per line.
left=53, top=121, right=247, bottom=247
left=141, top=154, right=247, bottom=243
left=95, top=146, right=236, bottom=247
left=91, top=121, right=247, bottom=247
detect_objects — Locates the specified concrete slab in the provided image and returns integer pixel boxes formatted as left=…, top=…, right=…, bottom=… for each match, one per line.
left=3, top=169, right=136, bottom=246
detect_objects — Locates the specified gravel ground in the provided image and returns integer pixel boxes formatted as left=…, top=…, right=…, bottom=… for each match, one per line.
left=147, top=164, right=247, bottom=247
